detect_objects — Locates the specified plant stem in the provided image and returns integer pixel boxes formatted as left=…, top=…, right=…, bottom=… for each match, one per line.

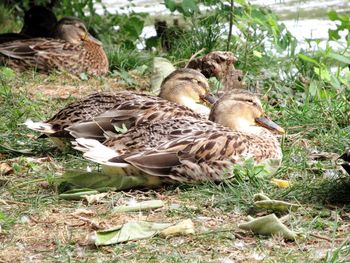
left=226, top=0, right=234, bottom=51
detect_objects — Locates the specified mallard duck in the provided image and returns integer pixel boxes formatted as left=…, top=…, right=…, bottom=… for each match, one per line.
left=25, top=68, right=215, bottom=145
left=0, top=6, right=57, bottom=44
left=0, top=16, right=108, bottom=76
left=74, top=90, right=284, bottom=184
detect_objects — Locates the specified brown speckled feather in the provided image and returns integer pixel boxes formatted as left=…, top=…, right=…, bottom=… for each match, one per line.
left=102, top=118, right=230, bottom=154
left=0, top=38, right=108, bottom=76
left=35, top=91, right=204, bottom=140
left=123, top=127, right=282, bottom=182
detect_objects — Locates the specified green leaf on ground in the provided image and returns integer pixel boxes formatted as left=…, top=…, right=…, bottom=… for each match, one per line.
left=95, top=221, right=172, bottom=245
left=239, top=214, right=297, bottom=240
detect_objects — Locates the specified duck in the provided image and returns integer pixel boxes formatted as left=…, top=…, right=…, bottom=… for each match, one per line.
left=0, top=5, right=57, bottom=44
left=74, top=90, right=284, bottom=184
left=0, top=16, right=108, bottom=76
left=25, top=68, right=215, bottom=146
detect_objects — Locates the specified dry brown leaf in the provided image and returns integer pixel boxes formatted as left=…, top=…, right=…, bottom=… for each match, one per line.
left=0, top=162, right=13, bottom=175
left=73, top=209, right=96, bottom=217
left=83, top=193, right=108, bottom=205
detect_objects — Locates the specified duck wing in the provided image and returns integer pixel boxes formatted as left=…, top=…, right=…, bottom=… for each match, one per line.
left=123, top=130, right=281, bottom=182
left=68, top=95, right=204, bottom=141
left=0, top=38, right=83, bottom=72
left=26, top=92, right=127, bottom=138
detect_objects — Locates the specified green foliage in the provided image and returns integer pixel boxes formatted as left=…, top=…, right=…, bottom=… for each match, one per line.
left=107, top=45, right=151, bottom=71
left=328, top=10, right=350, bottom=43
left=165, top=0, right=199, bottom=17
left=0, top=211, right=15, bottom=230
left=0, top=4, right=21, bottom=33
left=230, top=159, right=269, bottom=187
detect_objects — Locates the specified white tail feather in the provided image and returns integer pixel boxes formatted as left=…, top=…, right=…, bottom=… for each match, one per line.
left=74, top=138, right=130, bottom=168
left=24, top=119, right=55, bottom=134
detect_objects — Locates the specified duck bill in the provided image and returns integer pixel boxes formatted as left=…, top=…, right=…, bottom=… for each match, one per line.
left=201, top=93, right=217, bottom=105
left=255, top=117, right=285, bottom=134
left=82, top=32, right=102, bottom=45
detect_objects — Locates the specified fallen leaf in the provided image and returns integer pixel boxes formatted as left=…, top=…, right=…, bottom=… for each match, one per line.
left=160, top=219, right=195, bottom=237
left=59, top=188, right=100, bottom=200
left=94, top=221, right=172, bottom=245
left=0, top=163, right=13, bottom=175
left=238, top=214, right=297, bottom=240
left=253, top=193, right=271, bottom=201
left=59, top=170, right=150, bottom=192
left=271, top=178, right=290, bottom=188
left=73, top=209, right=96, bottom=216
left=254, top=200, right=300, bottom=212
left=83, top=193, right=108, bottom=205
left=113, top=200, right=164, bottom=213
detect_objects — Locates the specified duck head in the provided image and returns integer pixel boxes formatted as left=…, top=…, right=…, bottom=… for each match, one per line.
left=55, top=17, right=102, bottom=46
left=209, top=90, right=285, bottom=134
left=159, top=68, right=216, bottom=115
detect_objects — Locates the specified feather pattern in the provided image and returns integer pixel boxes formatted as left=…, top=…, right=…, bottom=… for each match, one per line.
left=0, top=38, right=108, bottom=75
left=125, top=129, right=282, bottom=182
left=25, top=91, right=205, bottom=140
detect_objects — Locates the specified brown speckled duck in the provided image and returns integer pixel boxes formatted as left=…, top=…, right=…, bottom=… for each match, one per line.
left=74, top=90, right=284, bottom=184
left=0, top=17, right=108, bottom=76
left=25, top=68, right=215, bottom=146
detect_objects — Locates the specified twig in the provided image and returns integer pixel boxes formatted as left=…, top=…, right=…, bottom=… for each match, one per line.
left=70, top=214, right=103, bottom=230
left=0, top=199, right=30, bottom=205
left=226, top=0, right=234, bottom=51
left=309, top=233, right=332, bottom=242
left=185, top=48, right=206, bottom=68
left=197, top=228, right=235, bottom=236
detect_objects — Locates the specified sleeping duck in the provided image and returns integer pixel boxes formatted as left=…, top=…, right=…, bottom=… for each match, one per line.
left=0, top=16, right=108, bottom=76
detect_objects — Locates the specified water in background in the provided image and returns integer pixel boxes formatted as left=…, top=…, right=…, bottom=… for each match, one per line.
left=100, top=0, right=350, bottom=50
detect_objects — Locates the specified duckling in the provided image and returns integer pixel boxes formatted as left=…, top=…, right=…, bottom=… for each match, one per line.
left=74, top=90, right=284, bottom=184
left=0, top=17, right=108, bottom=76
left=0, top=6, right=57, bottom=44
left=25, top=68, right=215, bottom=146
